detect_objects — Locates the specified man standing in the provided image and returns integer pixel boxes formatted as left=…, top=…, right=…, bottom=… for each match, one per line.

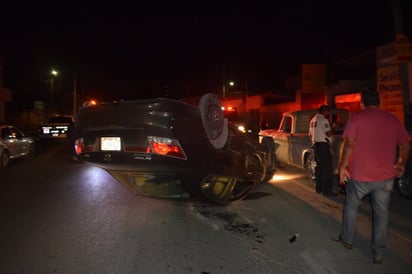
left=309, top=104, right=336, bottom=196
left=338, top=88, right=410, bottom=264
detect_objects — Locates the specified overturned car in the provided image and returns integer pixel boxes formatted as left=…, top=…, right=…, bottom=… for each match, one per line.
left=72, top=93, right=276, bottom=204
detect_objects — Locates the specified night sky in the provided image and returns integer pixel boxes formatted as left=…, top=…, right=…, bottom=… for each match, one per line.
left=1, top=1, right=411, bottom=112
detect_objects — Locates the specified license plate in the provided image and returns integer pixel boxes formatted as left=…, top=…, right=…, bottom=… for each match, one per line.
left=100, top=137, right=121, bottom=151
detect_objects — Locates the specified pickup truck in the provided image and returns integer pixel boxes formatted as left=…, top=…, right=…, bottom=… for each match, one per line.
left=37, top=115, right=75, bottom=139
left=259, top=108, right=350, bottom=184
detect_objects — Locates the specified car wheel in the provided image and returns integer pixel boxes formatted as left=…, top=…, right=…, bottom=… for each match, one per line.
left=396, top=173, right=412, bottom=199
left=0, top=150, right=10, bottom=168
left=261, top=137, right=277, bottom=182
left=198, top=93, right=228, bottom=149
left=305, top=153, right=317, bottom=185
left=200, top=176, right=255, bottom=205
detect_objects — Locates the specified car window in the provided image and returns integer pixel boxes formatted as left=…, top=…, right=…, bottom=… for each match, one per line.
left=1, top=128, right=12, bottom=139
left=281, top=116, right=292, bottom=133
left=296, top=114, right=313, bottom=134
left=10, top=127, right=23, bottom=138
left=49, top=116, right=73, bottom=123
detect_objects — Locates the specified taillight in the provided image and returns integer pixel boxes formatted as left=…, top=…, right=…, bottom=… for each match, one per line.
left=74, top=138, right=84, bottom=155
left=148, top=136, right=186, bottom=160
left=75, top=138, right=95, bottom=153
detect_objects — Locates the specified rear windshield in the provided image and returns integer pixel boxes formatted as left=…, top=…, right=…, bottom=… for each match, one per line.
left=224, top=111, right=240, bottom=121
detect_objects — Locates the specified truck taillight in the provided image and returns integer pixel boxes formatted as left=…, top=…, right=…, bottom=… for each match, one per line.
left=147, top=136, right=186, bottom=160
left=74, top=138, right=97, bottom=154
left=74, top=138, right=84, bottom=155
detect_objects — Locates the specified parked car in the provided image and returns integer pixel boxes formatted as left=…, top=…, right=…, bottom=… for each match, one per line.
left=0, top=124, right=35, bottom=168
left=72, top=93, right=276, bottom=204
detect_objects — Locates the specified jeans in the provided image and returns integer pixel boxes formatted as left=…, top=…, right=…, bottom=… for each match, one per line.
left=341, top=178, right=394, bottom=260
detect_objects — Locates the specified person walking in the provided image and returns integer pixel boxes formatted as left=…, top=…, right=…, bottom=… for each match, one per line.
left=338, top=88, right=410, bottom=264
left=309, top=104, right=336, bottom=196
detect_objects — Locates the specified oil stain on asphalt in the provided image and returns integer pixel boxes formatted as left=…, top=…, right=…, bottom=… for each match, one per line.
left=192, top=204, right=266, bottom=243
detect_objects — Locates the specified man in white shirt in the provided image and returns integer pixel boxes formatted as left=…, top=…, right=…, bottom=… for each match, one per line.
left=309, top=105, right=336, bottom=196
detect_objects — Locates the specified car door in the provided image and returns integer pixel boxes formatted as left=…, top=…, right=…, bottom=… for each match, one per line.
left=10, top=126, right=29, bottom=155
left=289, top=112, right=313, bottom=168
left=273, top=115, right=292, bottom=165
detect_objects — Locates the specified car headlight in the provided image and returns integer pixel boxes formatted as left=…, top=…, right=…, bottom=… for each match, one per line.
left=237, top=125, right=246, bottom=133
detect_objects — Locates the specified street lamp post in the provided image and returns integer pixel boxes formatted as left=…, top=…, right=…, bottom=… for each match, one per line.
left=224, top=81, right=235, bottom=98
left=73, top=73, right=77, bottom=116
left=49, top=69, right=58, bottom=114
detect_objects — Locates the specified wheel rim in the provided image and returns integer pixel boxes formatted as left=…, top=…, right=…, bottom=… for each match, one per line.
left=200, top=176, right=255, bottom=204
left=199, top=93, right=228, bottom=149
left=306, top=155, right=317, bottom=183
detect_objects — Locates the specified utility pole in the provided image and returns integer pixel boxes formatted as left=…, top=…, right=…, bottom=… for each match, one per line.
left=73, top=73, right=77, bottom=117
left=222, top=65, right=226, bottom=99
left=243, top=71, right=248, bottom=113
left=49, top=69, right=58, bottom=115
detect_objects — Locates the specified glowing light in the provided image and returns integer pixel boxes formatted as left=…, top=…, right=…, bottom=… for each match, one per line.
left=51, top=69, right=59, bottom=76
left=148, top=136, right=186, bottom=159
left=237, top=125, right=246, bottom=133
left=335, top=93, right=361, bottom=103
left=77, top=166, right=111, bottom=191
left=222, top=106, right=237, bottom=112
left=82, top=99, right=98, bottom=107
left=269, top=173, right=306, bottom=183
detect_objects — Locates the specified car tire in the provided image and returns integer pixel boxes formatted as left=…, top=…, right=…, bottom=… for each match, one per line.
left=305, top=152, right=317, bottom=185
left=261, top=136, right=277, bottom=182
left=0, top=150, right=10, bottom=168
left=200, top=175, right=255, bottom=205
left=396, top=173, right=412, bottom=199
left=198, top=93, right=228, bottom=149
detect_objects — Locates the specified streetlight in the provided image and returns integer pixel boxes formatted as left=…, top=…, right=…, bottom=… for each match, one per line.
left=222, top=81, right=235, bottom=99
left=226, top=81, right=235, bottom=97
left=49, top=69, right=59, bottom=114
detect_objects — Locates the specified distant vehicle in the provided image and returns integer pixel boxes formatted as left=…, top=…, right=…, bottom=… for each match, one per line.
left=72, top=94, right=277, bottom=204
left=222, top=106, right=261, bottom=136
left=0, top=124, right=35, bottom=168
left=37, top=115, right=75, bottom=139
left=259, top=108, right=350, bottom=185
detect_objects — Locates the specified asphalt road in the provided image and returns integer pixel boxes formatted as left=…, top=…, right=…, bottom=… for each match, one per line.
left=0, top=141, right=411, bottom=274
